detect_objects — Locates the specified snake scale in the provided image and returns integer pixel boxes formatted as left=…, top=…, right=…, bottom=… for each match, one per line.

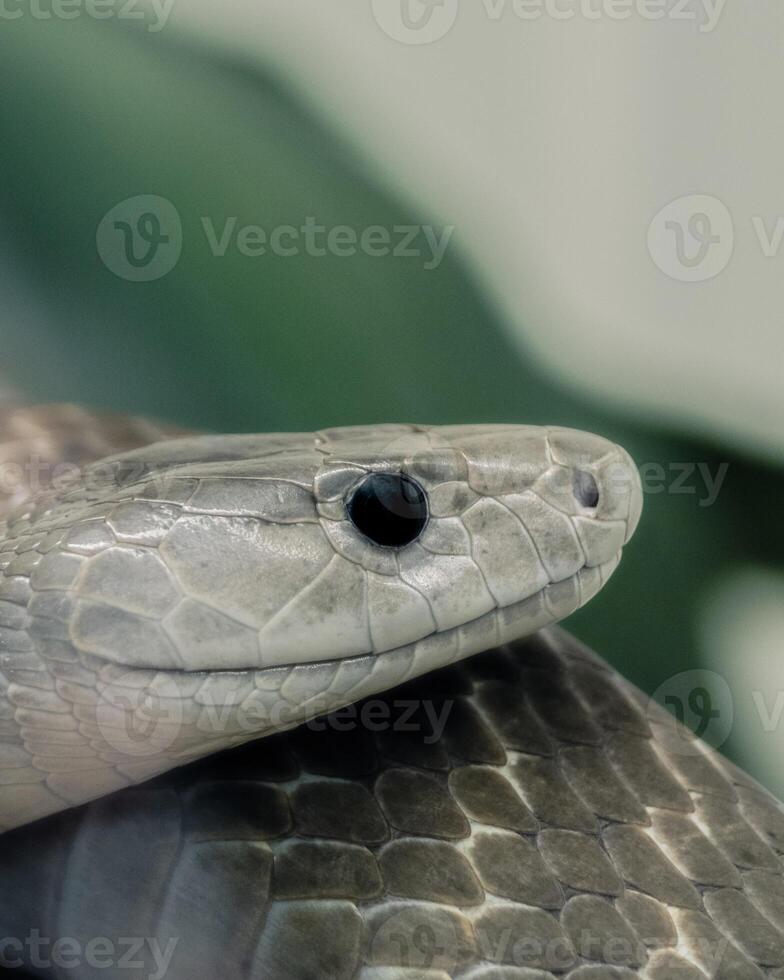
left=0, top=405, right=782, bottom=979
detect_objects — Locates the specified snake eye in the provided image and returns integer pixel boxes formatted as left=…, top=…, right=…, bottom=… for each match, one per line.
left=573, top=470, right=600, bottom=509
left=347, top=473, right=428, bottom=547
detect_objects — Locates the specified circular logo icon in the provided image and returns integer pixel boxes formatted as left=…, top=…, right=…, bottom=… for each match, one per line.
left=95, top=671, right=183, bottom=758
left=649, top=668, right=733, bottom=754
left=647, top=194, right=734, bottom=282
left=371, top=0, right=458, bottom=44
left=368, top=906, right=466, bottom=972
left=97, top=195, right=182, bottom=282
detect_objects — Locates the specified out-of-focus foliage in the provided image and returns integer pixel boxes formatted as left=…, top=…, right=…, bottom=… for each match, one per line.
left=1, top=18, right=783, bottom=792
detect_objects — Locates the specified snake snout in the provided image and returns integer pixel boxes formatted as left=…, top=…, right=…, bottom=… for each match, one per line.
left=617, top=446, right=644, bottom=543
left=543, top=427, right=643, bottom=562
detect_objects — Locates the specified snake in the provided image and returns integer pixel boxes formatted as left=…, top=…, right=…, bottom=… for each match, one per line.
left=0, top=404, right=782, bottom=979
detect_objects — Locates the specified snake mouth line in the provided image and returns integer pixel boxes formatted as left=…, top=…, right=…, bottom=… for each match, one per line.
left=86, top=551, right=623, bottom=682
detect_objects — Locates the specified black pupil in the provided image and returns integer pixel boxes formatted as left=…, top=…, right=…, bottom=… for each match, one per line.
left=573, top=470, right=600, bottom=508
left=347, top=473, right=428, bottom=547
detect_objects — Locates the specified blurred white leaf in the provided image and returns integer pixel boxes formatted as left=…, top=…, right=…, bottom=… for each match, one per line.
left=699, top=568, right=784, bottom=798
left=164, top=0, right=784, bottom=460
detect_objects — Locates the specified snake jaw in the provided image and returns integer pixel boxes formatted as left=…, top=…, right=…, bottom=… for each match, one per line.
left=44, top=550, right=622, bottom=818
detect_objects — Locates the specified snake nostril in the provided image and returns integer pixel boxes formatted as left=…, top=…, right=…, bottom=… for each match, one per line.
left=346, top=472, right=428, bottom=548
left=573, top=470, right=600, bottom=509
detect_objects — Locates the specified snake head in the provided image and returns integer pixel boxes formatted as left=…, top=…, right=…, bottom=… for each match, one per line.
left=27, top=423, right=642, bottom=671
left=0, top=423, right=641, bottom=828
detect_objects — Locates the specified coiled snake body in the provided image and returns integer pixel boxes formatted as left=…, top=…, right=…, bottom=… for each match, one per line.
left=0, top=406, right=781, bottom=979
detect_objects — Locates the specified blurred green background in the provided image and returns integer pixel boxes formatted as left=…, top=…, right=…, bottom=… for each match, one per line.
left=1, top=14, right=783, bottom=794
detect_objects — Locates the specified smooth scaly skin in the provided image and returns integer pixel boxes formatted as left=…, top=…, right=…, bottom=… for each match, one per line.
left=0, top=407, right=783, bottom=979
